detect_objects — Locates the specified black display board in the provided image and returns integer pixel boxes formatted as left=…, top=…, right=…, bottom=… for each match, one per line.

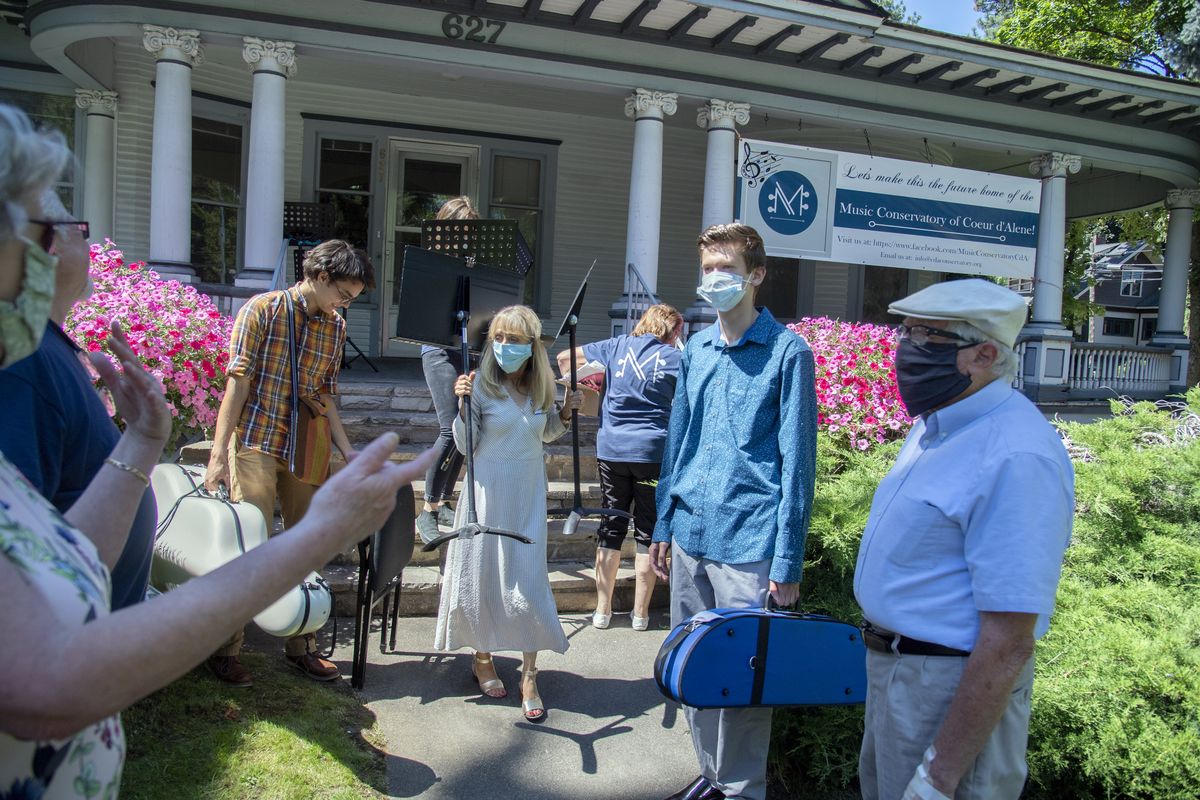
left=392, top=245, right=523, bottom=351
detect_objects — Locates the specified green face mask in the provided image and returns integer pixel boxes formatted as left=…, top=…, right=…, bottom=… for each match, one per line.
left=0, top=236, right=58, bottom=368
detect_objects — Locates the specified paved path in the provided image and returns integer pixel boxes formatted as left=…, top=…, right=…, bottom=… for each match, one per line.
left=330, top=612, right=697, bottom=800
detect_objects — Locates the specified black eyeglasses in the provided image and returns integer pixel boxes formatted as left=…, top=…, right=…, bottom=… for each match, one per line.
left=29, top=219, right=90, bottom=253
left=894, top=324, right=978, bottom=348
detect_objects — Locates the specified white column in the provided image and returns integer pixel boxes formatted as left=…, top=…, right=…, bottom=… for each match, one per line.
left=698, top=99, right=750, bottom=229
left=1157, top=190, right=1197, bottom=337
left=1017, top=152, right=1080, bottom=401
left=143, top=25, right=203, bottom=281
left=74, top=89, right=118, bottom=242
left=1153, top=188, right=1197, bottom=391
left=238, top=37, right=296, bottom=289
left=622, top=89, right=677, bottom=294
left=1027, top=152, right=1081, bottom=328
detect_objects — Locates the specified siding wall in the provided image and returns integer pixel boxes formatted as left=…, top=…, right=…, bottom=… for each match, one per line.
left=110, top=40, right=709, bottom=348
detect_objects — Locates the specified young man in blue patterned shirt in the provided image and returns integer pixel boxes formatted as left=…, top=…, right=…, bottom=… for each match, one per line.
left=651, top=223, right=818, bottom=800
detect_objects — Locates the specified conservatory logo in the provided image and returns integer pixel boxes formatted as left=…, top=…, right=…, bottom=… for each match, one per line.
left=759, top=170, right=818, bottom=236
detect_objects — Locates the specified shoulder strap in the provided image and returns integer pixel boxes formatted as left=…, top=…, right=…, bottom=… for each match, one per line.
left=284, top=290, right=301, bottom=474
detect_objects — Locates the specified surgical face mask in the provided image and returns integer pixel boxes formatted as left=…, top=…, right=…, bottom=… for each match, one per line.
left=0, top=236, right=58, bottom=368
left=493, top=341, right=532, bottom=373
left=893, top=338, right=974, bottom=417
left=697, top=271, right=751, bottom=312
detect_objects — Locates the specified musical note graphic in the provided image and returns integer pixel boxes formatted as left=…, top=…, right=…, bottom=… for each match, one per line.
left=740, top=142, right=783, bottom=188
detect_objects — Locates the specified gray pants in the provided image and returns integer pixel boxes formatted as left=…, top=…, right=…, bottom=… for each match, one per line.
left=859, top=649, right=1035, bottom=800
left=670, top=542, right=772, bottom=800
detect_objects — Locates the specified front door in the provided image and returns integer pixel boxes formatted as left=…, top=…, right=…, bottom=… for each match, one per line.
left=381, top=141, right=478, bottom=357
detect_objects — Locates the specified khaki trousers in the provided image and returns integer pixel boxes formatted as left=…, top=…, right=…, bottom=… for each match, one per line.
left=859, top=649, right=1035, bottom=800
left=214, top=444, right=317, bottom=659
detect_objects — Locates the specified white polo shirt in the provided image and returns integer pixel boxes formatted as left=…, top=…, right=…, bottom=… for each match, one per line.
left=853, top=378, right=1074, bottom=652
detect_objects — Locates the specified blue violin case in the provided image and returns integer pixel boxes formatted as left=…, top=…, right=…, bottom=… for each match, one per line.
left=654, top=607, right=868, bottom=708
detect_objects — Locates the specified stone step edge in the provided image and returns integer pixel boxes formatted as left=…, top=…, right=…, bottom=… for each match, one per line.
left=322, top=560, right=634, bottom=594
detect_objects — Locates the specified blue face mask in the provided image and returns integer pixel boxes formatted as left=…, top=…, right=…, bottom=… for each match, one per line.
left=493, top=341, right=532, bottom=373
left=697, top=271, right=751, bottom=312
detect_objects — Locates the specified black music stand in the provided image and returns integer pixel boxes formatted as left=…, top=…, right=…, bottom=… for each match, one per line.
left=285, top=202, right=378, bottom=372
left=419, top=275, right=532, bottom=552
left=547, top=262, right=631, bottom=535
left=351, top=488, right=415, bottom=690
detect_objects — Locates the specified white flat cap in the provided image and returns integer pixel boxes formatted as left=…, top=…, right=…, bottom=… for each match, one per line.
left=888, top=279, right=1029, bottom=349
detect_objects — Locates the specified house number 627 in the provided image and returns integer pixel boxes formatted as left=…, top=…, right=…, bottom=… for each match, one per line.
left=442, top=14, right=506, bottom=44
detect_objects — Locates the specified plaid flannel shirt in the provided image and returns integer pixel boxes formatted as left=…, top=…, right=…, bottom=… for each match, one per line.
left=228, top=285, right=345, bottom=460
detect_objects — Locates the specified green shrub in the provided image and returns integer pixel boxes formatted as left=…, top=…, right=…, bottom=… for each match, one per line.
left=769, top=390, right=1200, bottom=799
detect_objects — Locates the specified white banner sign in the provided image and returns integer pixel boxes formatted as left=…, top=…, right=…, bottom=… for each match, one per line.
left=737, top=139, right=1041, bottom=278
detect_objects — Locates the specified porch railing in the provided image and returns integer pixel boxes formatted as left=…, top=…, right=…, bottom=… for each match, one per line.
left=1069, top=342, right=1172, bottom=399
left=621, top=261, right=661, bottom=335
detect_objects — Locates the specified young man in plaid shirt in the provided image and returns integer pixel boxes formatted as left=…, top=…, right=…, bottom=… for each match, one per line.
left=204, top=240, right=375, bottom=686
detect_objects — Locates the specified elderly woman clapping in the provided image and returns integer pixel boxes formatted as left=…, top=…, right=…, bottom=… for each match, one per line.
left=0, top=103, right=436, bottom=795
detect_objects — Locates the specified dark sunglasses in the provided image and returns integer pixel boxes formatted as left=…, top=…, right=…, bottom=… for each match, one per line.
left=29, top=219, right=89, bottom=253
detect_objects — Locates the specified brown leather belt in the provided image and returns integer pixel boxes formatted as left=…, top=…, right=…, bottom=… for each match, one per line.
left=862, top=622, right=970, bottom=658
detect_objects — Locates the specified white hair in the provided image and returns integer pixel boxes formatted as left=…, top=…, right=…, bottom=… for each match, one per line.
left=942, top=320, right=1019, bottom=383
left=0, top=103, right=72, bottom=242
left=39, top=187, right=71, bottom=220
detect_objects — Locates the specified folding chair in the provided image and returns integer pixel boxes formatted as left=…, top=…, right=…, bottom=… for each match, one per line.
left=351, top=488, right=416, bottom=690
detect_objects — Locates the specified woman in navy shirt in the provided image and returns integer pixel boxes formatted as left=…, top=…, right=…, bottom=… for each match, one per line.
left=557, top=304, right=682, bottom=631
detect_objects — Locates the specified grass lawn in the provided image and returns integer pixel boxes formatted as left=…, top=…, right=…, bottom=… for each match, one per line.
left=120, top=649, right=386, bottom=800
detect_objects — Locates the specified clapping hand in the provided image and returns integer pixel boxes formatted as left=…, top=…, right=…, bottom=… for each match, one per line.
left=88, top=321, right=172, bottom=447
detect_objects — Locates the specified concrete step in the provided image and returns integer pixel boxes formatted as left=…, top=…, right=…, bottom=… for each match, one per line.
left=324, top=558, right=666, bottom=619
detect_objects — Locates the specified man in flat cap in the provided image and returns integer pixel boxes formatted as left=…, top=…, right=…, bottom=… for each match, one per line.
left=854, top=279, right=1074, bottom=800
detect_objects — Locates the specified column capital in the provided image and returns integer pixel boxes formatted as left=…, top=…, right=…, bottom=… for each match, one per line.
left=143, top=25, right=204, bottom=66
left=242, top=37, right=297, bottom=78
left=1165, top=188, right=1200, bottom=210
left=625, top=89, right=678, bottom=120
left=696, top=99, right=750, bottom=130
left=74, top=89, right=118, bottom=113
left=1029, top=152, right=1081, bottom=179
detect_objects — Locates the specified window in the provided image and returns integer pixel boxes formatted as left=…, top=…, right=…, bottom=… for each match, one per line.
left=861, top=265, right=910, bottom=325
left=490, top=154, right=544, bottom=309
left=758, top=257, right=800, bottom=321
left=1120, top=269, right=1143, bottom=297
left=1102, top=316, right=1135, bottom=338
left=191, top=117, right=243, bottom=284
left=0, top=88, right=76, bottom=208
left=318, top=139, right=373, bottom=248
left=1141, top=317, right=1157, bottom=341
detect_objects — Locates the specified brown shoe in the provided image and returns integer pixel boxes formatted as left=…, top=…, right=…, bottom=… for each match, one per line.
left=207, top=655, right=253, bottom=688
left=286, top=652, right=340, bottom=682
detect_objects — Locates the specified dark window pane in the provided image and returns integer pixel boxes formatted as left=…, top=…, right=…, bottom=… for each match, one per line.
left=318, top=191, right=370, bottom=249
left=399, top=160, right=463, bottom=227
left=862, top=265, right=909, bottom=325
left=0, top=89, right=75, bottom=145
left=1141, top=318, right=1156, bottom=340
left=491, top=206, right=540, bottom=307
left=191, top=201, right=239, bottom=284
left=492, top=156, right=540, bottom=207
left=759, top=256, right=799, bottom=321
left=320, top=139, right=372, bottom=192
left=1102, top=317, right=1134, bottom=337
left=193, top=117, right=242, bottom=203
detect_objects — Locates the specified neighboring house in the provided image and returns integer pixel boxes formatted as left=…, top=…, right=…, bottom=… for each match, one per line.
left=1, top=0, right=1197, bottom=394
left=1076, top=240, right=1163, bottom=347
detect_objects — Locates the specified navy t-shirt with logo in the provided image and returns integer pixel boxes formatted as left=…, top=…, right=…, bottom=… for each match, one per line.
left=583, top=333, right=682, bottom=464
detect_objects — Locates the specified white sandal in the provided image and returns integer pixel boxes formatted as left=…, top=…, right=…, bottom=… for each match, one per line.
left=631, top=614, right=650, bottom=631
left=521, top=667, right=546, bottom=723
left=592, top=611, right=612, bottom=629
left=472, top=653, right=507, bottom=699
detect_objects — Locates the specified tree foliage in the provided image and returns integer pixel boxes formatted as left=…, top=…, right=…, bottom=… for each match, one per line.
left=874, top=0, right=921, bottom=26
left=974, top=0, right=1195, bottom=78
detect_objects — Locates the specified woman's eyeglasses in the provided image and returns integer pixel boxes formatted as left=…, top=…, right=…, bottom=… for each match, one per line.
left=894, top=324, right=977, bottom=348
left=29, top=219, right=89, bottom=253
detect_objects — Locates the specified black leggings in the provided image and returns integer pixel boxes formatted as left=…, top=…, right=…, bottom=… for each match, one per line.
left=596, top=460, right=660, bottom=551
left=421, top=348, right=465, bottom=504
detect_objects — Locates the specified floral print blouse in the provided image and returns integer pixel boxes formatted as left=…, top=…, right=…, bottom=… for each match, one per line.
left=0, top=451, right=124, bottom=799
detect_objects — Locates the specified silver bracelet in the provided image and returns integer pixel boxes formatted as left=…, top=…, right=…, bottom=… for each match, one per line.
left=104, top=457, right=150, bottom=487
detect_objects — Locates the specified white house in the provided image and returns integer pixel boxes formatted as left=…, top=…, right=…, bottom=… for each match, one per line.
left=2, top=0, right=1198, bottom=397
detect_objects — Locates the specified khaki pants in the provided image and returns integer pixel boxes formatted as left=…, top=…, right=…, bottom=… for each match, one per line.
left=859, top=649, right=1035, bottom=800
left=215, top=444, right=317, bottom=659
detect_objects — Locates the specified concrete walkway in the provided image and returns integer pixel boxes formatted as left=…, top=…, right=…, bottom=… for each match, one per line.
left=330, top=612, right=698, bottom=800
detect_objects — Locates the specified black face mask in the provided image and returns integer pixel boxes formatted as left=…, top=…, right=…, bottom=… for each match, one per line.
left=894, top=338, right=974, bottom=417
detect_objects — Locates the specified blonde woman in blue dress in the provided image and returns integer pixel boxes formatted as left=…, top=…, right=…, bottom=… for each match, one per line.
left=434, top=305, right=583, bottom=723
